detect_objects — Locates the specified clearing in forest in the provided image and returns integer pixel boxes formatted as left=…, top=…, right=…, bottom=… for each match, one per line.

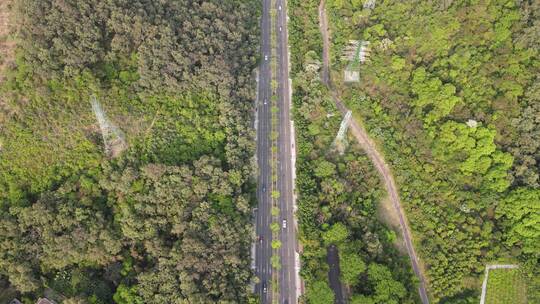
left=485, top=268, right=527, bottom=304
left=90, top=96, right=128, bottom=158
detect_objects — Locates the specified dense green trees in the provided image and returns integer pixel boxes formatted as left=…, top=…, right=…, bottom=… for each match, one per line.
left=339, top=252, right=365, bottom=285
left=306, top=280, right=335, bottom=304
left=433, top=121, right=513, bottom=193
left=291, top=0, right=538, bottom=302
left=0, top=0, right=258, bottom=302
left=288, top=4, right=419, bottom=300
left=16, top=0, right=258, bottom=93
left=103, top=159, right=253, bottom=302
left=0, top=175, right=121, bottom=292
left=358, top=263, right=407, bottom=304
left=411, top=68, right=461, bottom=124
left=112, top=284, right=142, bottom=304
left=509, top=79, right=540, bottom=187
left=496, top=188, right=540, bottom=255
left=322, top=223, right=349, bottom=245
left=313, top=0, right=540, bottom=302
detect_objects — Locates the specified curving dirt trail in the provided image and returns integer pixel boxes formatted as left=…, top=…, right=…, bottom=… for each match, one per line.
left=318, top=1, right=430, bottom=303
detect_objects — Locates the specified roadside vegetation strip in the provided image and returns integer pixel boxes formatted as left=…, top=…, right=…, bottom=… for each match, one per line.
left=269, top=1, right=282, bottom=300
left=318, top=0, right=429, bottom=302
left=286, top=0, right=420, bottom=303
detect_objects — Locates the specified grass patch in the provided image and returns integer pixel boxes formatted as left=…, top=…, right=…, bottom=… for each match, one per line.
left=0, top=66, right=226, bottom=202
left=486, top=268, right=527, bottom=304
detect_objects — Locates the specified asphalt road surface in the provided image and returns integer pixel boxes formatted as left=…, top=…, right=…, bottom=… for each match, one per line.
left=327, top=245, right=345, bottom=304
left=255, top=0, right=273, bottom=302
left=256, top=0, right=297, bottom=302
left=276, top=0, right=298, bottom=303
left=318, top=1, right=430, bottom=303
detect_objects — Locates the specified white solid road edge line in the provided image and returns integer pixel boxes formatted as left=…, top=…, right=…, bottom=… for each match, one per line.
left=290, top=120, right=297, bottom=200
left=251, top=69, right=259, bottom=295
left=295, top=251, right=301, bottom=297
left=286, top=2, right=301, bottom=298
left=250, top=242, right=257, bottom=292
left=290, top=118, right=301, bottom=300
left=289, top=78, right=293, bottom=110
left=284, top=0, right=302, bottom=299
left=251, top=242, right=257, bottom=271
left=253, top=70, right=260, bottom=154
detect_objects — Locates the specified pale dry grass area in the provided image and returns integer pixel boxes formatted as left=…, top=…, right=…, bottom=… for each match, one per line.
left=0, top=0, right=15, bottom=83
left=0, top=0, right=15, bottom=146
left=377, top=196, right=407, bottom=254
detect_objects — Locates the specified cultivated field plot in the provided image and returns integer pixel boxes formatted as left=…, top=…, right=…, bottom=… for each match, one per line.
left=485, top=268, right=527, bottom=304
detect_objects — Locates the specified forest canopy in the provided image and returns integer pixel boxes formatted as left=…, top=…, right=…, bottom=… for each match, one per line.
left=0, top=0, right=259, bottom=302
left=322, top=0, right=539, bottom=302
left=290, top=0, right=539, bottom=303
left=288, top=1, right=419, bottom=302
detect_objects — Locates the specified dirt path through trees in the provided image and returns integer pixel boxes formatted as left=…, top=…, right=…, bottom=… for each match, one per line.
left=318, top=1, right=429, bottom=303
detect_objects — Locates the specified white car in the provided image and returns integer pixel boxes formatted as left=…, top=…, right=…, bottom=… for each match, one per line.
left=264, top=55, right=268, bottom=61
left=279, top=26, right=282, bottom=32
left=282, top=219, right=287, bottom=229
left=264, top=99, right=267, bottom=105
left=278, top=5, right=282, bottom=10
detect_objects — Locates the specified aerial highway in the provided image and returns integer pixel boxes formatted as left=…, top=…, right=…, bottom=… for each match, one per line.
left=256, top=0, right=298, bottom=303
left=275, top=0, right=298, bottom=303
left=255, top=0, right=273, bottom=301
